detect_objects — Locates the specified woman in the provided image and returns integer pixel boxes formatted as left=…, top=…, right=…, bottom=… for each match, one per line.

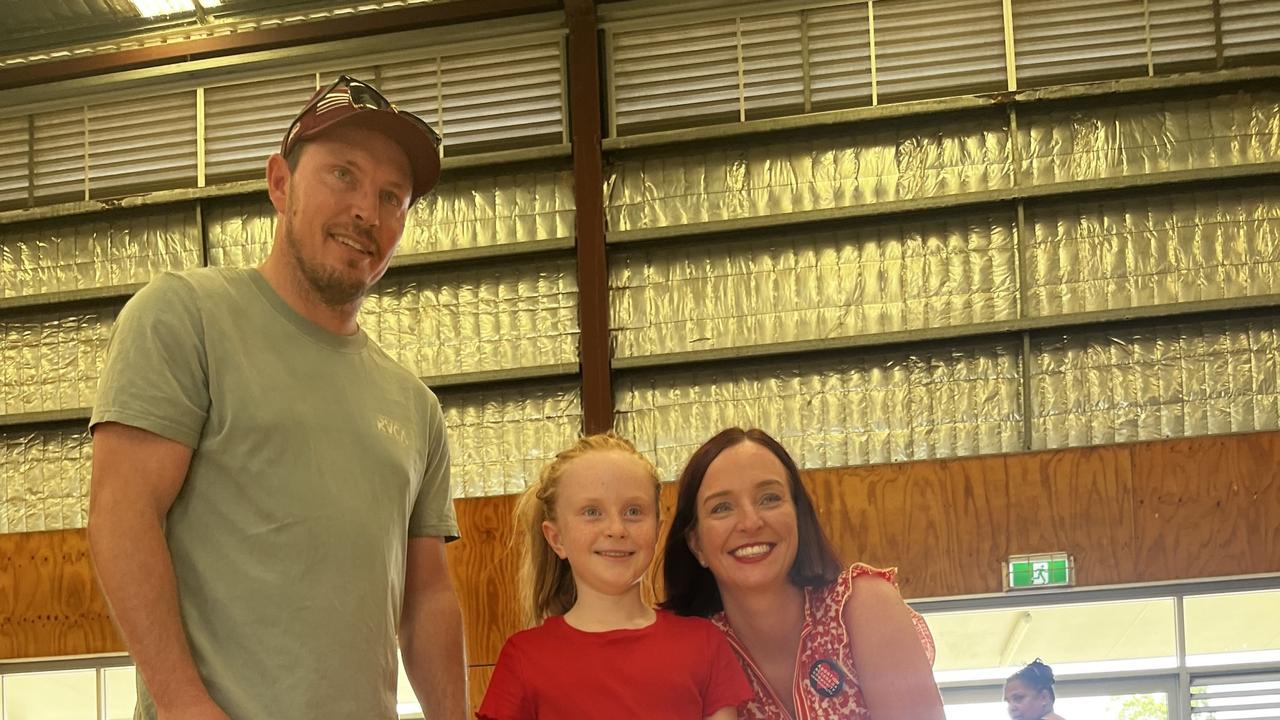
left=1004, top=659, right=1065, bottom=720
left=661, top=427, right=944, bottom=720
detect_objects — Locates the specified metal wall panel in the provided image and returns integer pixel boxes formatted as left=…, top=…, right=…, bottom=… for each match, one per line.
left=605, top=114, right=1013, bottom=232
left=739, top=13, right=806, bottom=121
left=439, top=381, right=582, bottom=497
left=1013, top=0, right=1149, bottom=86
left=610, top=17, right=744, bottom=135
left=0, top=208, right=200, bottom=298
left=0, top=115, right=27, bottom=209
left=203, top=73, right=316, bottom=184
left=31, top=107, right=84, bottom=204
left=1220, top=0, right=1280, bottom=60
left=1017, top=90, right=1280, bottom=184
left=1149, top=0, right=1217, bottom=72
left=1031, top=316, right=1280, bottom=449
left=361, top=260, right=580, bottom=378
left=615, top=343, right=1024, bottom=479
left=0, top=427, right=91, bottom=533
left=806, top=3, right=872, bottom=111
left=610, top=210, right=1018, bottom=357
left=874, top=0, right=1006, bottom=101
left=87, top=91, right=197, bottom=197
left=437, top=42, right=566, bottom=150
left=1027, top=184, right=1280, bottom=316
left=0, top=309, right=115, bottom=416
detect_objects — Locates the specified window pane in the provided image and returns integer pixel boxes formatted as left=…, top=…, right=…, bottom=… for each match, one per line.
left=3, top=669, right=96, bottom=720
left=104, top=666, right=138, bottom=720
left=923, top=598, right=1177, bottom=681
left=1191, top=676, right=1280, bottom=719
left=946, top=692, right=1169, bottom=719
left=396, top=650, right=424, bottom=719
left=1185, top=589, right=1280, bottom=666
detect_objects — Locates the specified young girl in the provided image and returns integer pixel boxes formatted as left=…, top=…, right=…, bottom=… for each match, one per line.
left=477, top=434, right=751, bottom=720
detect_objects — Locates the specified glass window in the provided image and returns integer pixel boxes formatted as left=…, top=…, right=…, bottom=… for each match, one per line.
left=397, top=649, right=424, bottom=719
left=3, top=669, right=96, bottom=720
left=923, top=598, right=1177, bottom=682
left=946, top=691, right=1170, bottom=720
left=1185, top=589, right=1280, bottom=666
left=1190, top=677, right=1280, bottom=719
left=104, top=666, right=138, bottom=720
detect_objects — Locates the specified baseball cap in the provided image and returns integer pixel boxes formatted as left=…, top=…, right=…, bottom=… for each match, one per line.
left=281, top=74, right=442, bottom=201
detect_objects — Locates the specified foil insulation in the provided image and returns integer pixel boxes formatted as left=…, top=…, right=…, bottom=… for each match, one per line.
left=0, top=309, right=115, bottom=416
left=1028, top=183, right=1280, bottom=315
left=362, top=261, right=579, bottom=378
left=204, top=197, right=276, bottom=268
left=0, top=208, right=199, bottom=298
left=1032, top=316, right=1280, bottom=449
left=203, top=168, right=576, bottom=268
left=403, top=169, right=576, bottom=252
left=615, top=343, right=1023, bottom=480
left=610, top=210, right=1017, bottom=357
left=0, top=427, right=91, bottom=533
left=1017, top=90, right=1280, bottom=184
left=439, top=382, right=583, bottom=497
left=604, top=114, right=1013, bottom=232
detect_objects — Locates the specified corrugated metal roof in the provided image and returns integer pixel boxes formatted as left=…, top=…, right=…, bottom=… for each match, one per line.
left=0, top=1, right=452, bottom=63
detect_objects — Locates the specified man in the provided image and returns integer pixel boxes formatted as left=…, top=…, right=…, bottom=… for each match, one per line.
left=88, top=75, right=467, bottom=720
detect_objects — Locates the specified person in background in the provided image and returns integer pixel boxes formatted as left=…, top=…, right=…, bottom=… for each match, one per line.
left=1004, top=659, right=1066, bottom=720
left=661, top=427, right=945, bottom=720
left=477, top=434, right=752, bottom=720
left=88, top=75, right=466, bottom=719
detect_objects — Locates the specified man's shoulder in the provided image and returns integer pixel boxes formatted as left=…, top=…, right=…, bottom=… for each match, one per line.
left=167, top=266, right=256, bottom=296
left=133, top=267, right=254, bottom=305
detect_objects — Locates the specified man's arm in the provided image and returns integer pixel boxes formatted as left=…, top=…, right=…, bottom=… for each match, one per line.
left=88, top=422, right=228, bottom=720
left=400, top=536, right=468, bottom=720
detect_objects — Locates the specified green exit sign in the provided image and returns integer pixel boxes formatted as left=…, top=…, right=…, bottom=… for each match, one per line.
left=1004, top=553, right=1074, bottom=591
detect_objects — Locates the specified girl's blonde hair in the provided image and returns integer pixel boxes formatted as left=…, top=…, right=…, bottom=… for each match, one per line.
left=515, top=433, right=660, bottom=627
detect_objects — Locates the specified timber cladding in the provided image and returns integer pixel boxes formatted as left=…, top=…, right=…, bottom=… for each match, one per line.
left=0, top=528, right=120, bottom=659
left=2, top=430, right=1278, bottom=703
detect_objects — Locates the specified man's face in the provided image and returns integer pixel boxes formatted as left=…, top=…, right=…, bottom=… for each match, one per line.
left=276, top=123, right=413, bottom=307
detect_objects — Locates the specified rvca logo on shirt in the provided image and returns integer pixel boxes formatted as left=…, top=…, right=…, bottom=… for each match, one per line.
left=375, top=415, right=409, bottom=446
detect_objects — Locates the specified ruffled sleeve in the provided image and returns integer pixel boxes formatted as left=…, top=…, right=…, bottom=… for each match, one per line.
left=837, top=563, right=936, bottom=665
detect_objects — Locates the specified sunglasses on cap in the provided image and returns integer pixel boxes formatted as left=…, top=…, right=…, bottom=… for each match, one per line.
left=283, top=74, right=442, bottom=153
left=281, top=74, right=444, bottom=199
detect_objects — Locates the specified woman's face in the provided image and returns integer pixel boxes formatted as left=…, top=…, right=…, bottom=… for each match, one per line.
left=688, top=441, right=801, bottom=598
left=1003, top=678, right=1050, bottom=720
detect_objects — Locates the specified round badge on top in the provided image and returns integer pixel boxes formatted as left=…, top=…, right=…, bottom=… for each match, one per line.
left=808, top=658, right=846, bottom=698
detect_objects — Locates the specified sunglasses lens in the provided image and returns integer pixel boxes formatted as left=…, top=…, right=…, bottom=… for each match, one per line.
left=348, top=82, right=390, bottom=111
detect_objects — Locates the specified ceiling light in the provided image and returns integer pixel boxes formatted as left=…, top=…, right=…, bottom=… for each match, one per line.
left=130, top=0, right=220, bottom=18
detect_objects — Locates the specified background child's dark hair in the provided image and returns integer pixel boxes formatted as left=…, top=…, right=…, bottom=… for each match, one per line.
left=1007, top=658, right=1056, bottom=701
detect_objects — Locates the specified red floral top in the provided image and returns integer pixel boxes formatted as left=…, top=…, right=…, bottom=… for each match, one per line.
left=710, top=563, right=937, bottom=720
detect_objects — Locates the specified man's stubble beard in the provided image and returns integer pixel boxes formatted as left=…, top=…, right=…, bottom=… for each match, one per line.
left=283, top=193, right=371, bottom=310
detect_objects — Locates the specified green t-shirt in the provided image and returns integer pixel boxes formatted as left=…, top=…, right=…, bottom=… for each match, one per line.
left=91, top=268, right=459, bottom=720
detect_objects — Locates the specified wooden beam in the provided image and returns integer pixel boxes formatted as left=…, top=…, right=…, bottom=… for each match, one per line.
left=0, top=0, right=560, bottom=91
left=564, top=0, right=613, bottom=433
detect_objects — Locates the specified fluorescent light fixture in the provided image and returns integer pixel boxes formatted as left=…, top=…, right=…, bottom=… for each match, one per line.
left=130, top=0, right=220, bottom=18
